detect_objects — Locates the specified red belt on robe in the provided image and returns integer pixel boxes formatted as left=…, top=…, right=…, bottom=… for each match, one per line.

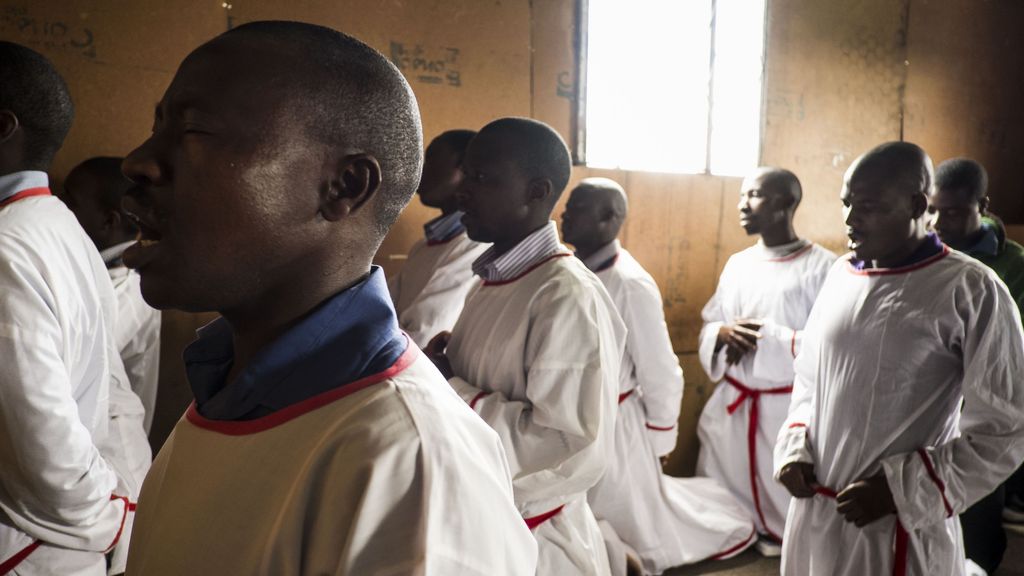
left=523, top=505, right=565, bottom=530
left=618, top=388, right=635, bottom=404
left=724, top=375, right=792, bottom=542
left=814, top=485, right=909, bottom=576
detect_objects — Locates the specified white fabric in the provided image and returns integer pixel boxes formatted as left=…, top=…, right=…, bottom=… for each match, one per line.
left=127, top=352, right=536, bottom=575
left=107, top=263, right=161, bottom=433
left=696, top=240, right=836, bottom=538
left=587, top=247, right=755, bottom=574
left=0, top=193, right=131, bottom=575
left=774, top=250, right=1024, bottom=576
left=388, top=232, right=487, bottom=348
left=447, top=253, right=623, bottom=575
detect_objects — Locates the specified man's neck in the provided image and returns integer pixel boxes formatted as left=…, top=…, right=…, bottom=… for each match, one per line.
left=492, top=221, right=550, bottom=257
left=871, top=232, right=930, bottom=269
left=759, top=223, right=799, bottom=248
left=573, top=238, right=611, bottom=262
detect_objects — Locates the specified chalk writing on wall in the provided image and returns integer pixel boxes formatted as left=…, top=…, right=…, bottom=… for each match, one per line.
left=389, top=41, right=462, bottom=87
left=0, top=4, right=96, bottom=59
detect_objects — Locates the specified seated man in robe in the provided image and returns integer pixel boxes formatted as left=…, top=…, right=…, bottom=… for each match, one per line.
left=562, top=178, right=755, bottom=576
left=62, top=156, right=162, bottom=436
left=697, top=167, right=836, bottom=554
left=120, top=21, right=536, bottom=575
left=0, top=41, right=140, bottom=576
left=775, top=142, right=1024, bottom=576
left=929, top=157, right=1024, bottom=576
left=389, top=129, right=488, bottom=347
left=426, top=117, right=624, bottom=575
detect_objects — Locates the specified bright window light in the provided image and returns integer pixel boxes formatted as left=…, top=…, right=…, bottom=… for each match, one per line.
left=584, top=0, right=767, bottom=176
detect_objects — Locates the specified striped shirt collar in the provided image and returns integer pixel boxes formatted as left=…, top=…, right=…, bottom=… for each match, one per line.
left=424, top=210, right=466, bottom=244
left=0, top=171, right=49, bottom=204
left=472, top=221, right=567, bottom=282
left=580, top=239, right=620, bottom=272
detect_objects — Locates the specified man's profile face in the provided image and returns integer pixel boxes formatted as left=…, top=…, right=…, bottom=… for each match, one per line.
left=928, top=187, right=982, bottom=250
left=121, top=36, right=327, bottom=312
left=417, top=141, right=462, bottom=210
left=455, top=132, right=531, bottom=244
left=560, top=187, right=604, bottom=248
left=737, top=173, right=782, bottom=236
left=841, top=169, right=920, bottom=263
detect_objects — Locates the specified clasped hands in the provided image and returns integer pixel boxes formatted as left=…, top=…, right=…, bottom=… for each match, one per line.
left=717, top=318, right=764, bottom=365
left=424, top=331, right=454, bottom=379
left=779, top=462, right=897, bottom=527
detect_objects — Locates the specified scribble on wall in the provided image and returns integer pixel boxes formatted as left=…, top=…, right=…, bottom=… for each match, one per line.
left=389, top=41, right=462, bottom=87
left=0, top=4, right=97, bottom=59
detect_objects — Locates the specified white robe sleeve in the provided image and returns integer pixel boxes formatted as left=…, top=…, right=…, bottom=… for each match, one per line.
left=881, top=272, right=1024, bottom=530
left=750, top=318, right=799, bottom=383
left=623, top=279, right=684, bottom=457
left=448, top=282, right=616, bottom=506
left=698, top=287, right=729, bottom=383
left=773, top=309, right=820, bottom=480
left=0, top=244, right=128, bottom=554
left=397, top=240, right=483, bottom=349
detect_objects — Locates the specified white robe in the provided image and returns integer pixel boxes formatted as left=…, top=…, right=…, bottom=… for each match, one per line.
left=447, top=253, right=623, bottom=576
left=775, top=248, right=1024, bottom=576
left=697, top=240, right=836, bottom=539
left=0, top=194, right=133, bottom=575
left=105, top=250, right=161, bottom=435
left=388, top=232, right=488, bottom=348
left=127, top=350, right=537, bottom=575
left=587, top=247, right=756, bottom=575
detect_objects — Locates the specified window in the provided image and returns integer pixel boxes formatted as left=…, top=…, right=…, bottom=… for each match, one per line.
left=580, top=0, right=768, bottom=176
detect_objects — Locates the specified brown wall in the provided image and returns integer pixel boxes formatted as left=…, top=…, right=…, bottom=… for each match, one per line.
left=5, top=0, right=1023, bottom=470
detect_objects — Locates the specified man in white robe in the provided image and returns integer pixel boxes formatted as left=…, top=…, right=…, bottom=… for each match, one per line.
left=775, top=142, right=1024, bottom=576
left=563, top=178, right=756, bottom=575
left=389, top=129, right=488, bottom=348
left=62, top=156, right=162, bottom=435
left=696, top=168, right=836, bottom=550
left=121, top=23, right=536, bottom=575
left=0, top=42, right=136, bottom=575
left=426, top=118, right=623, bottom=576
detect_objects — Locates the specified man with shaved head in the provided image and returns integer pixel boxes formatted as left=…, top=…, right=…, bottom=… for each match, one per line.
left=563, top=178, right=755, bottom=574
left=775, top=142, right=1024, bottom=575
left=696, top=167, right=836, bottom=552
left=121, top=22, right=536, bottom=575
left=388, top=129, right=488, bottom=347
left=426, top=118, right=625, bottom=575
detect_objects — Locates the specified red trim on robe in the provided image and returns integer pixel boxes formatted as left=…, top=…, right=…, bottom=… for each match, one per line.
left=816, top=485, right=908, bottom=576
left=790, top=329, right=798, bottom=358
left=723, top=375, right=792, bottom=543
left=524, top=505, right=565, bottom=530
left=844, top=247, right=950, bottom=276
left=594, top=253, right=619, bottom=272
left=617, top=388, right=635, bottom=404
left=0, top=540, right=42, bottom=574
left=186, top=340, right=419, bottom=435
left=707, top=526, right=757, bottom=560
left=480, top=253, right=572, bottom=287
left=788, top=422, right=807, bottom=429
left=469, top=391, right=490, bottom=410
left=645, top=422, right=675, bottom=431
left=764, top=243, right=814, bottom=263
left=0, top=187, right=51, bottom=209
left=917, top=448, right=953, bottom=517
left=105, top=494, right=132, bottom=552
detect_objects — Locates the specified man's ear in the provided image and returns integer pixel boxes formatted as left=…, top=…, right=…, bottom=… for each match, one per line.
left=320, top=153, right=382, bottom=222
left=0, top=110, right=19, bottom=145
left=526, top=178, right=553, bottom=204
left=979, top=195, right=990, bottom=215
left=910, top=191, right=928, bottom=219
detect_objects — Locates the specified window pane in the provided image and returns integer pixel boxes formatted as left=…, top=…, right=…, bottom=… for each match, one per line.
left=585, top=0, right=713, bottom=174
left=708, top=0, right=767, bottom=176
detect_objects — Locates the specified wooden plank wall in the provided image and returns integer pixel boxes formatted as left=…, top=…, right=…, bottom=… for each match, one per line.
left=4, top=0, right=1022, bottom=469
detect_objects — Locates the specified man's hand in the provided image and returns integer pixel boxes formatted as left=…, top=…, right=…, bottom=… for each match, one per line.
left=836, top=473, right=897, bottom=527
left=717, top=319, right=763, bottom=365
left=779, top=462, right=818, bottom=498
left=424, top=331, right=454, bottom=379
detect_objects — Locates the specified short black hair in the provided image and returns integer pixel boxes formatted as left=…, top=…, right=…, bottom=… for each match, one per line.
left=935, top=158, right=988, bottom=202
left=759, top=167, right=803, bottom=208
left=0, top=41, right=74, bottom=170
left=428, top=129, right=477, bottom=164
left=853, top=141, right=933, bottom=196
left=479, top=117, right=571, bottom=198
left=221, top=21, right=423, bottom=242
left=68, top=156, right=137, bottom=234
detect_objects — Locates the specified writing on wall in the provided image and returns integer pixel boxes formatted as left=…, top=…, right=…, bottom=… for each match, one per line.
left=389, top=41, right=462, bottom=87
left=0, top=4, right=96, bottom=59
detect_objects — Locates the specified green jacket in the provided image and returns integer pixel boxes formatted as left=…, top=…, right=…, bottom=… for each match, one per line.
left=965, top=216, right=1024, bottom=321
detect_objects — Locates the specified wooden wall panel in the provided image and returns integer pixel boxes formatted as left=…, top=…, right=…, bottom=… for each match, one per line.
left=903, top=0, right=1024, bottom=223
